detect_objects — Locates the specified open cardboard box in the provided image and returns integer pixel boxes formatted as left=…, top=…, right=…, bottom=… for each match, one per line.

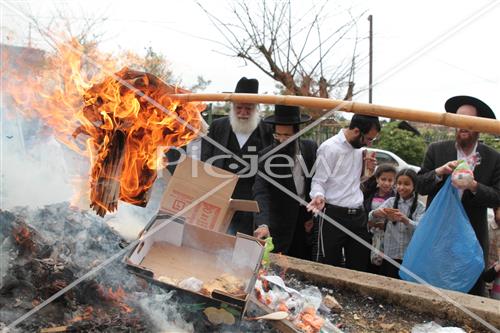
left=125, top=214, right=264, bottom=323
left=159, top=156, right=259, bottom=233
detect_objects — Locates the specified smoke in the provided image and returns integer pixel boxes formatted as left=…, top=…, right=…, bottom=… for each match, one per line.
left=135, top=290, right=194, bottom=333
left=1, top=104, right=167, bottom=242
left=0, top=128, right=74, bottom=209
left=104, top=174, right=167, bottom=241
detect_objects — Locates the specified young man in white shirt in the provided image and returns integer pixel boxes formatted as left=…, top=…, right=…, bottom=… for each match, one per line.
left=307, top=114, right=380, bottom=271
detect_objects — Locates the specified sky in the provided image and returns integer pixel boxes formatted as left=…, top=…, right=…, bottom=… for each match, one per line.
left=1, top=0, right=499, bottom=118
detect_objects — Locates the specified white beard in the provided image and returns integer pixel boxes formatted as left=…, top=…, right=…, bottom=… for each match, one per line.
left=229, top=108, right=260, bottom=134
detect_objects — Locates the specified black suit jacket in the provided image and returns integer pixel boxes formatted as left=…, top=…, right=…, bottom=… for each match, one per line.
left=417, top=140, right=500, bottom=258
left=253, top=139, right=318, bottom=253
left=200, top=117, right=274, bottom=169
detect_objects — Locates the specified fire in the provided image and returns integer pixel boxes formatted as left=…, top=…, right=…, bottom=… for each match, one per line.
left=12, top=224, right=36, bottom=250
left=2, top=39, right=204, bottom=216
left=12, top=225, right=31, bottom=244
left=69, top=306, right=94, bottom=323
left=98, top=286, right=133, bottom=313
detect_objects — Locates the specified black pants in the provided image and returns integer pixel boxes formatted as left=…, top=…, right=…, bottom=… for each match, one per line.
left=227, top=211, right=254, bottom=236
left=314, top=205, right=370, bottom=272
left=381, top=259, right=403, bottom=279
left=287, top=207, right=312, bottom=261
left=468, top=222, right=489, bottom=296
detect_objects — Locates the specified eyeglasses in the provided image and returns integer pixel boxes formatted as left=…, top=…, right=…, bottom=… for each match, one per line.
left=361, top=134, right=377, bottom=143
left=273, top=133, right=293, bottom=140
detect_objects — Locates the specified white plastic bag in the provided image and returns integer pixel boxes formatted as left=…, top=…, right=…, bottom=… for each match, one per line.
left=411, top=321, right=465, bottom=333
left=178, top=277, right=203, bottom=292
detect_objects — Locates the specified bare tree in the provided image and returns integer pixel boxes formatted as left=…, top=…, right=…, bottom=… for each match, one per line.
left=125, top=46, right=211, bottom=91
left=22, top=4, right=211, bottom=91
left=198, top=0, right=365, bottom=103
left=24, top=4, right=107, bottom=55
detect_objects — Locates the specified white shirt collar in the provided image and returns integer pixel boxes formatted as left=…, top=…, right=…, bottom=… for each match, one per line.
left=455, top=141, right=478, bottom=159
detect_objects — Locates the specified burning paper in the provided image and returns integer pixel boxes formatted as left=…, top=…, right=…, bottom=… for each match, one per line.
left=2, top=40, right=205, bottom=217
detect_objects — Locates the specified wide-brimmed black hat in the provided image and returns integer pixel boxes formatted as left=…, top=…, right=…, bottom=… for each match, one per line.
left=264, top=105, right=312, bottom=125
left=234, top=77, right=259, bottom=94
left=445, top=95, right=496, bottom=119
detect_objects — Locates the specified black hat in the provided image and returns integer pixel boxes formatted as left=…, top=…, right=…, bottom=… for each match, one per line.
left=234, top=77, right=259, bottom=94
left=264, top=105, right=312, bottom=125
left=445, top=95, right=496, bottom=120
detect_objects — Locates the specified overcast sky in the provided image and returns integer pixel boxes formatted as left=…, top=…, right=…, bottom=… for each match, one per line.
left=1, top=0, right=499, bottom=119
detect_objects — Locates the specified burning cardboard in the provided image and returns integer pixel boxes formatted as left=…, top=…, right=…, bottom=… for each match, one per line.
left=2, top=40, right=205, bottom=218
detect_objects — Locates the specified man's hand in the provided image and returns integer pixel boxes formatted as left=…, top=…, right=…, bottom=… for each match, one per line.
left=304, top=219, right=314, bottom=233
left=435, top=160, right=459, bottom=176
left=307, top=196, right=325, bottom=214
left=253, top=225, right=270, bottom=239
left=452, top=177, right=478, bottom=192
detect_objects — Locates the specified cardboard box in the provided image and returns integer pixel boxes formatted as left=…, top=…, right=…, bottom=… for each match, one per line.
left=160, top=157, right=259, bottom=233
left=125, top=214, right=264, bottom=324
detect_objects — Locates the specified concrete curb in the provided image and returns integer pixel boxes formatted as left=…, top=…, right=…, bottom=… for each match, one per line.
left=270, top=254, right=500, bottom=330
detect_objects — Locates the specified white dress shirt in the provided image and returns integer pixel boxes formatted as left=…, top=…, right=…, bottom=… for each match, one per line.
left=456, top=141, right=479, bottom=168
left=293, top=154, right=306, bottom=199
left=310, top=129, right=364, bottom=208
left=456, top=141, right=479, bottom=197
left=234, top=132, right=251, bottom=148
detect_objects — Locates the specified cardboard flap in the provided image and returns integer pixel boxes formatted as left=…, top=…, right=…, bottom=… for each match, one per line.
left=228, top=199, right=260, bottom=213
left=160, top=157, right=241, bottom=231
left=182, top=223, right=236, bottom=253
left=170, top=157, right=238, bottom=197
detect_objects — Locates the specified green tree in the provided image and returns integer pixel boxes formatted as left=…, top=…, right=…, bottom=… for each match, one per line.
left=141, top=46, right=175, bottom=83
left=373, top=122, right=427, bottom=166
left=480, top=134, right=500, bottom=151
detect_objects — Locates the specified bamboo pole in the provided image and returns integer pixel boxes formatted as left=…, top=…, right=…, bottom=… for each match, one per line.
left=169, top=93, right=500, bottom=135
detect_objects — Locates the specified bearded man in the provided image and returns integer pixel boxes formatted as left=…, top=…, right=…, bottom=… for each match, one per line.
left=417, top=95, right=500, bottom=296
left=307, top=114, right=380, bottom=272
left=252, top=105, right=317, bottom=259
left=201, top=77, right=273, bottom=235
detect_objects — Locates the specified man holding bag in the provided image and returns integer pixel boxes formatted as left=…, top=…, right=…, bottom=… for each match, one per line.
left=417, top=95, right=500, bottom=296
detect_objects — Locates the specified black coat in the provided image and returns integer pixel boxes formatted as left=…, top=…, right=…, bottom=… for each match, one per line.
left=201, top=117, right=274, bottom=169
left=201, top=116, right=274, bottom=235
left=253, top=139, right=318, bottom=255
left=417, top=140, right=500, bottom=260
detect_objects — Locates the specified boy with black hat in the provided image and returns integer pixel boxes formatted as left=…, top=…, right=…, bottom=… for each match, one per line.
left=201, top=77, right=273, bottom=236
left=253, top=105, right=317, bottom=259
left=418, top=95, right=500, bottom=296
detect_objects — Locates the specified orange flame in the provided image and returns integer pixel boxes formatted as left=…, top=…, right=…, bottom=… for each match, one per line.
left=99, top=286, right=133, bottom=313
left=2, top=40, right=204, bottom=215
left=68, top=306, right=94, bottom=323
left=12, top=225, right=32, bottom=246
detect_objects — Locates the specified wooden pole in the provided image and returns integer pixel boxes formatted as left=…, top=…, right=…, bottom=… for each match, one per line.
left=169, top=93, right=500, bottom=135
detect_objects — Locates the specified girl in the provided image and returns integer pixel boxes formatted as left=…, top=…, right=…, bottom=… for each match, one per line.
left=368, top=168, right=425, bottom=279
left=362, top=164, right=397, bottom=272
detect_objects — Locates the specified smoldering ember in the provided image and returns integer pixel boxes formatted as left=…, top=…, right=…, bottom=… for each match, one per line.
left=1, top=44, right=500, bottom=333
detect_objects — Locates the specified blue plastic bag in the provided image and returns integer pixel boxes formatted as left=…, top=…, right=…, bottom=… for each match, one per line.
left=399, top=177, right=484, bottom=292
